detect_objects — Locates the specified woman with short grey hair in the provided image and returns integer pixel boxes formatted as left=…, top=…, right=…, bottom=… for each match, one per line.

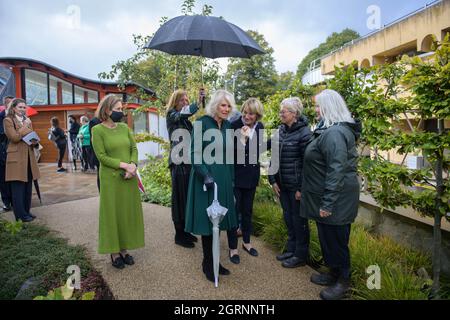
left=269, top=96, right=312, bottom=269
left=300, top=89, right=361, bottom=300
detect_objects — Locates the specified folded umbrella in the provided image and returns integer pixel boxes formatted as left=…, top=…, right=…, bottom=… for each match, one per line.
left=203, top=182, right=228, bottom=288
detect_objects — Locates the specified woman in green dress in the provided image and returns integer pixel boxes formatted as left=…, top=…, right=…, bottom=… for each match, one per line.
left=185, top=89, right=238, bottom=283
left=92, top=94, right=145, bottom=269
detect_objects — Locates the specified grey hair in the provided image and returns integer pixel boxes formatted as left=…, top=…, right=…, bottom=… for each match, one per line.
left=280, top=97, right=303, bottom=119
left=80, top=116, right=89, bottom=124
left=205, top=89, right=237, bottom=117
left=315, top=89, right=354, bottom=127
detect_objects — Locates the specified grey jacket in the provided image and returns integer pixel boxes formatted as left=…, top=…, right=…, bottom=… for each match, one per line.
left=300, top=121, right=361, bottom=225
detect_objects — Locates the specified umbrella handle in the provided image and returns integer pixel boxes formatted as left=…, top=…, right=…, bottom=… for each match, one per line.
left=202, top=183, right=218, bottom=201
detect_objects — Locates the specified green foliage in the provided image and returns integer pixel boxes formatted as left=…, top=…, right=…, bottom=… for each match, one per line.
left=34, top=284, right=95, bottom=301
left=1, top=220, right=23, bottom=236
left=140, top=153, right=172, bottom=207
left=225, top=30, right=278, bottom=105
left=263, top=78, right=317, bottom=129
left=99, top=0, right=221, bottom=112
left=252, top=199, right=432, bottom=300
left=296, top=28, right=360, bottom=79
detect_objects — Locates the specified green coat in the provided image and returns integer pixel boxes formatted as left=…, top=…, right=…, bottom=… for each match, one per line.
left=92, top=123, right=145, bottom=254
left=185, top=116, right=238, bottom=236
left=78, top=124, right=91, bottom=147
left=300, top=122, right=361, bottom=226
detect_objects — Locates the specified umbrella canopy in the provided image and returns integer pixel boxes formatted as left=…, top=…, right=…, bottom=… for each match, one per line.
left=145, top=15, right=265, bottom=59
left=203, top=183, right=228, bottom=287
left=27, top=106, right=38, bottom=117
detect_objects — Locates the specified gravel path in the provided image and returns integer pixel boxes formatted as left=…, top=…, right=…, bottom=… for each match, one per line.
left=12, top=197, right=321, bottom=300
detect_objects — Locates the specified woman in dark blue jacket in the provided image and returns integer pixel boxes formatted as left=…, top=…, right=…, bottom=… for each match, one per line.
left=227, top=98, right=266, bottom=264
left=268, top=97, right=312, bottom=269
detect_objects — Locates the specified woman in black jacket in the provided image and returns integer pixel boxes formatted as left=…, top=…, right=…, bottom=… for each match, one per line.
left=50, top=117, right=67, bottom=173
left=300, top=89, right=361, bottom=300
left=166, top=89, right=202, bottom=248
left=227, top=98, right=266, bottom=264
left=269, top=97, right=312, bottom=268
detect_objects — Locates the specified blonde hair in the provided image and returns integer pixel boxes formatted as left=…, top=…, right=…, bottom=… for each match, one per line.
left=315, top=89, right=354, bottom=127
left=95, top=94, right=122, bottom=121
left=241, top=98, right=264, bottom=121
left=6, top=98, right=26, bottom=117
left=280, top=97, right=303, bottom=119
left=206, top=89, right=237, bottom=117
left=166, top=89, right=188, bottom=112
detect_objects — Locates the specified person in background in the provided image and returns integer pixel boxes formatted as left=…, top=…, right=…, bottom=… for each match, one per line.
left=91, top=94, right=145, bottom=269
left=227, top=98, right=265, bottom=264
left=166, top=89, right=202, bottom=248
left=0, top=96, right=14, bottom=212
left=68, top=115, right=81, bottom=171
left=49, top=117, right=68, bottom=173
left=300, top=89, right=361, bottom=300
left=3, top=98, right=40, bottom=222
left=78, top=116, right=95, bottom=173
left=269, top=97, right=311, bottom=268
left=185, top=89, right=238, bottom=283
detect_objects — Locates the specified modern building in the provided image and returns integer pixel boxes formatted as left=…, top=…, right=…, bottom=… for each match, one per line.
left=0, top=57, right=168, bottom=163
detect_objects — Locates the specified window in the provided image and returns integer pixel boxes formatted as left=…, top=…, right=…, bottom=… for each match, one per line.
left=133, top=111, right=148, bottom=134
left=74, top=85, right=84, bottom=104
left=87, top=88, right=99, bottom=103
left=0, top=66, right=12, bottom=94
left=25, top=69, right=48, bottom=105
left=61, top=79, right=73, bottom=104
left=49, top=75, right=58, bottom=105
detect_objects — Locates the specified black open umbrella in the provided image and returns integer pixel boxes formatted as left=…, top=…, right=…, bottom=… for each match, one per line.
left=145, top=15, right=265, bottom=59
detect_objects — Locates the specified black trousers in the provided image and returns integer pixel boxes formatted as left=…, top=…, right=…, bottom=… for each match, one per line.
left=316, top=222, right=352, bottom=280
left=82, top=146, right=95, bottom=170
left=227, top=187, right=256, bottom=249
left=10, top=160, right=33, bottom=221
left=0, top=162, right=12, bottom=208
left=57, top=143, right=66, bottom=168
left=170, top=164, right=191, bottom=230
left=279, top=190, right=310, bottom=260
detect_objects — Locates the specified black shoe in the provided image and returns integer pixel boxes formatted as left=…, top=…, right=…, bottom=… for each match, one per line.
left=184, top=232, right=198, bottom=243
left=311, top=272, right=338, bottom=286
left=27, top=213, right=36, bottom=219
left=202, top=261, right=215, bottom=283
left=20, top=216, right=35, bottom=223
left=320, top=279, right=351, bottom=300
left=276, top=252, right=293, bottom=261
left=2, top=205, right=11, bottom=212
left=175, top=235, right=195, bottom=248
left=242, top=244, right=258, bottom=257
left=110, top=255, right=125, bottom=269
left=219, top=264, right=230, bottom=275
left=229, top=251, right=240, bottom=264
left=57, top=168, right=67, bottom=173
left=282, top=256, right=307, bottom=268
left=119, top=253, right=135, bottom=265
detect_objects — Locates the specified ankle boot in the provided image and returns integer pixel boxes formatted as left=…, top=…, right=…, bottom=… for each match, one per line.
left=319, top=278, right=351, bottom=300
left=175, top=228, right=194, bottom=248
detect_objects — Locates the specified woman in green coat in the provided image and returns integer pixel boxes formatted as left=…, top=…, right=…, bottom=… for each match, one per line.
left=185, top=89, right=238, bottom=283
left=92, top=94, right=145, bottom=269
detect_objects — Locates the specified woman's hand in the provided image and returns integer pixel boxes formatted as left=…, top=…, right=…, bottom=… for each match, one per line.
left=319, top=209, right=332, bottom=218
left=295, top=191, right=301, bottom=201
left=272, top=183, right=281, bottom=198
left=120, top=162, right=137, bottom=176
left=123, top=172, right=134, bottom=180
left=23, top=118, right=32, bottom=127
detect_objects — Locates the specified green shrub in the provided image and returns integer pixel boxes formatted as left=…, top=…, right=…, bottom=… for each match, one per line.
left=253, top=200, right=433, bottom=300
left=140, top=153, right=172, bottom=207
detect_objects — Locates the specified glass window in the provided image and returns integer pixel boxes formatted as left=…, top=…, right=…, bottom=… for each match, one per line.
left=74, top=85, right=85, bottom=104
left=25, top=69, right=48, bottom=105
left=61, top=80, right=73, bottom=104
left=49, top=75, right=58, bottom=105
left=133, top=111, right=148, bottom=134
left=87, top=88, right=99, bottom=103
left=0, top=66, right=12, bottom=94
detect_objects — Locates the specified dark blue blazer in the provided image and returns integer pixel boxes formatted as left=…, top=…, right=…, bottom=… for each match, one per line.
left=231, top=117, right=265, bottom=189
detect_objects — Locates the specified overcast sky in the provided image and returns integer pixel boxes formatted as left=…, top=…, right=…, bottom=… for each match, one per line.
left=0, top=0, right=433, bottom=80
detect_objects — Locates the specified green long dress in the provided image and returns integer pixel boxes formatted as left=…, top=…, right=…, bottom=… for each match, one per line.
left=92, top=123, right=145, bottom=254
left=185, top=115, right=238, bottom=236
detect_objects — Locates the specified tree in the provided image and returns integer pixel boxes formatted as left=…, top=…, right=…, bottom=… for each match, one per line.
left=296, top=28, right=360, bottom=80
left=98, top=0, right=221, bottom=111
left=225, top=30, right=278, bottom=105
left=327, top=34, right=450, bottom=298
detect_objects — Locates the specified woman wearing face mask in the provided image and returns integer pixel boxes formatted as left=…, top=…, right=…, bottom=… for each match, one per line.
left=185, top=89, right=238, bottom=283
left=166, top=89, right=203, bottom=248
left=91, top=94, right=145, bottom=269
left=3, top=98, right=40, bottom=222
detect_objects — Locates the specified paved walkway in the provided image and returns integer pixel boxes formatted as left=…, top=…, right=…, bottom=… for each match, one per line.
left=2, top=165, right=321, bottom=300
